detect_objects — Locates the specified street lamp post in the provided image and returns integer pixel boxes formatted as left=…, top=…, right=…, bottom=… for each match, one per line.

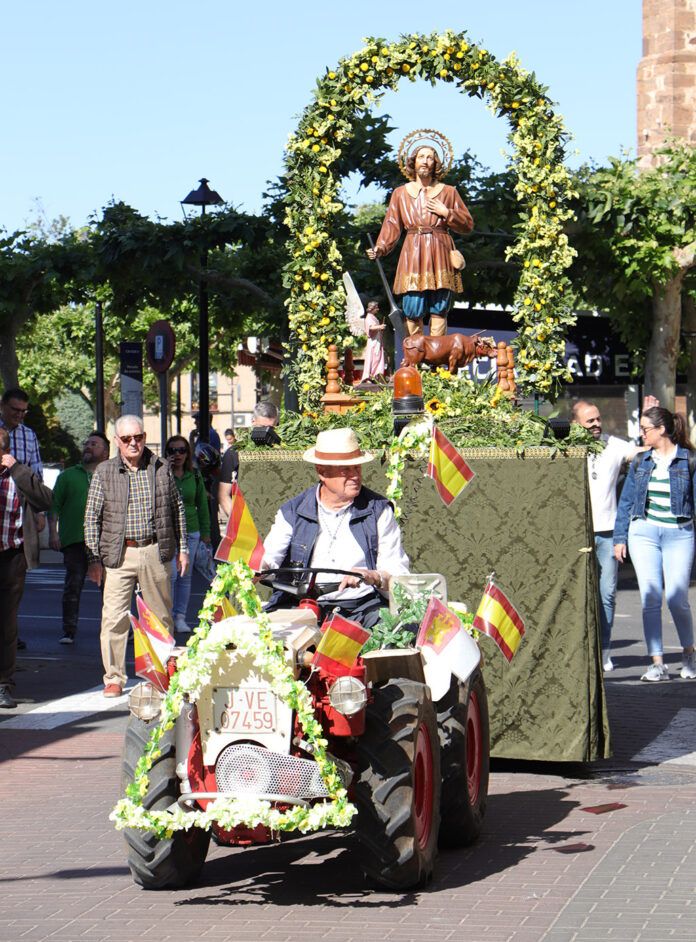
left=181, top=178, right=224, bottom=444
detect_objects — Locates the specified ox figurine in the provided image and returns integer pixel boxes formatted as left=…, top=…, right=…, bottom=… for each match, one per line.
left=401, top=333, right=496, bottom=373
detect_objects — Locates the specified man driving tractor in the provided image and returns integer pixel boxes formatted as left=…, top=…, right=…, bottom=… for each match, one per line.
left=261, top=428, right=409, bottom=628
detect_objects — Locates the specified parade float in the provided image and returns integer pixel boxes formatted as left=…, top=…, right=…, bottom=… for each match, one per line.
left=113, top=30, right=609, bottom=892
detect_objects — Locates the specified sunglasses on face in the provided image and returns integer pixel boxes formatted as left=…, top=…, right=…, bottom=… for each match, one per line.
left=119, top=434, right=145, bottom=444
left=167, top=446, right=187, bottom=455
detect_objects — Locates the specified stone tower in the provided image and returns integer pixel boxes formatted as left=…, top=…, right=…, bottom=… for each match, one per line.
left=637, top=0, right=696, bottom=163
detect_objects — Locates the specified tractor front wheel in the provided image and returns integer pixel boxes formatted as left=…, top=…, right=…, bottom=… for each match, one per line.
left=354, top=678, right=441, bottom=889
left=122, top=715, right=210, bottom=890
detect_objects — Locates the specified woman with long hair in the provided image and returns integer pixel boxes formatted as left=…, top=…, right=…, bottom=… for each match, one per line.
left=165, top=435, right=210, bottom=633
left=614, top=408, right=696, bottom=681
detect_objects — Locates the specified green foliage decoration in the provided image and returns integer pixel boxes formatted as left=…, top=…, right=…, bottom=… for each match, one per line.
left=283, top=30, right=577, bottom=406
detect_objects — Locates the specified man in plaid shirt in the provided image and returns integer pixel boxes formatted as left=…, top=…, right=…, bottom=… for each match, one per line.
left=0, top=427, right=52, bottom=708
left=84, top=415, right=188, bottom=698
left=0, top=388, right=44, bottom=477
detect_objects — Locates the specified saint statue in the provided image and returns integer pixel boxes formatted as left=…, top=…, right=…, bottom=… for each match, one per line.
left=343, top=274, right=386, bottom=381
left=366, top=129, right=474, bottom=337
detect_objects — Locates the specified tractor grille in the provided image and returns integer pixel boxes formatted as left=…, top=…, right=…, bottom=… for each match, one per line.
left=215, top=744, right=330, bottom=801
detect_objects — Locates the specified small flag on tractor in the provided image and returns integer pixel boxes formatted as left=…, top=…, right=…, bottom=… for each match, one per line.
left=215, top=482, right=265, bottom=570
left=131, top=615, right=170, bottom=692
left=131, top=595, right=176, bottom=691
left=416, top=595, right=480, bottom=699
left=213, top=596, right=238, bottom=623
left=473, top=577, right=525, bottom=662
left=427, top=425, right=475, bottom=506
left=312, top=613, right=370, bottom=676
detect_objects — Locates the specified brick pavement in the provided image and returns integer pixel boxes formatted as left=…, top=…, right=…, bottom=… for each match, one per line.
left=0, top=565, right=694, bottom=942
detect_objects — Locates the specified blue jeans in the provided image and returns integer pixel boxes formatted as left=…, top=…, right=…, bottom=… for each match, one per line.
left=594, top=532, right=618, bottom=651
left=171, top=531, right=200, bottom=620
left=627, top=519, right=695, bottom=656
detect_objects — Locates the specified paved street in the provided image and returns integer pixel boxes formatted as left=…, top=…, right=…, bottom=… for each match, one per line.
left=1, top=559, right=695, bottom=942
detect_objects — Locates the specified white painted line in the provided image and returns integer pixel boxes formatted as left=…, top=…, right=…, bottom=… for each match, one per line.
left=0, top=684, right=133, bottom=730
left=632, top=708, right=696, bottom=767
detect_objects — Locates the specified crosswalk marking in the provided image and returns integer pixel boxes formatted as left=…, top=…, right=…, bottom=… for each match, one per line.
left=0, top=684, right=132, bottom=730
left=632, top=708, right=696, bottom=767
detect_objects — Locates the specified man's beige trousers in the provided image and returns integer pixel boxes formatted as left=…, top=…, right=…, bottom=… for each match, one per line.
left=101, top=544, right=173, bottom=686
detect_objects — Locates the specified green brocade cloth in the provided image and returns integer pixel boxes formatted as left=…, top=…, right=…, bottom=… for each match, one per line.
left=237, top=447, right=611, bottom=763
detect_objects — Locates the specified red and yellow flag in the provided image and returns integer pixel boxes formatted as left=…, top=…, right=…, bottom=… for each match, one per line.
left=312, top=613, right=370, bottom=676
left=427, top=425, right=475, bottom=506
left=215, top=482, right=265, bottom=570
left=473, top=580, right=525, bottom=662
left=131, top=615, right=170, bottom=692
left=135, top=594, right=175, bottom=648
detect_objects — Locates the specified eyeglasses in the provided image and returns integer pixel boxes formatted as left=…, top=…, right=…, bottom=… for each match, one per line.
left=639, top=425, right=656, bottom=434
left=119, top=434, right=145, bottom=444
left=166, top=446, right=187, bottom=455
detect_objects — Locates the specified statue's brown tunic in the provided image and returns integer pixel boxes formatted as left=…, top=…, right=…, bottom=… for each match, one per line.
left=375, top=181, right=474, bottom=296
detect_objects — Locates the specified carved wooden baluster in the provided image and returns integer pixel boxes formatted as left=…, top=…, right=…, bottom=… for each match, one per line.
left=497, top=341, right=510, bottom=391
left=506, top=346, right=516, bottom=395
left=325, top=344, right=341, bottom=395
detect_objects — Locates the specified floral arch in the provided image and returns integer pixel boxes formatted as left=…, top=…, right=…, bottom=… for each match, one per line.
left=282, top=30, right=577, bottom=408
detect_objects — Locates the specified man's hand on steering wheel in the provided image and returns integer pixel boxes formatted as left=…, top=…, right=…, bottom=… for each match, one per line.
left=339, top=567, right=385, bottom=591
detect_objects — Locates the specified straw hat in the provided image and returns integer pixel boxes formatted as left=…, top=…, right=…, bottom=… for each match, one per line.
left=302, top=428, right=374, bottom=466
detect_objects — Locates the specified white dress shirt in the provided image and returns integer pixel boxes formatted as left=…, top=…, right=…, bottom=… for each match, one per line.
left=588, top=434, right=635, bottom=532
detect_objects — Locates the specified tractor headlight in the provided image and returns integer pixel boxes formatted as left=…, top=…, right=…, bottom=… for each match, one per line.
left=128, top=682, right=163, bottom=721
left=328, top=676, right=367, bottom=716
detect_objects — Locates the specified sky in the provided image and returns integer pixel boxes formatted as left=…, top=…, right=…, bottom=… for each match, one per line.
left=0, top=0, right=642, bottom=233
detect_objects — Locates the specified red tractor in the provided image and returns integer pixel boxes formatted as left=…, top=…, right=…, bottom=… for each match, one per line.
left=121, top=569, right=489, bottom=890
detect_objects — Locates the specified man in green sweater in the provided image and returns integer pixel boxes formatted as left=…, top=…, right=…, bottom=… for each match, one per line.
left=49, top=432, right=110, bottom=644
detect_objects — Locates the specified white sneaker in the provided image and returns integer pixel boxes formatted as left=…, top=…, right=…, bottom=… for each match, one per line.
left=602, top=650, right=614, bottom=672
left=174, top=614, right=189, bottom=634
left=680, top=650, right=696, bottom=680
left=641, top=662, right=670, bottom=682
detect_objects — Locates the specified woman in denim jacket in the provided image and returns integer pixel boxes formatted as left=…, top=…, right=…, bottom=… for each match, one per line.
left=614, top=407, right=696, bottom=682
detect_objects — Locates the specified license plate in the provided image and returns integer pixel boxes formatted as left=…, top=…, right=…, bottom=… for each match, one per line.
left=213, top=687, right=277, bottom=734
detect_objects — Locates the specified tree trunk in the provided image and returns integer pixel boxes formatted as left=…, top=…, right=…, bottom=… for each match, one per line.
left=0, top=330, right=19, bottom=389
left=643, top=272, right=684, bottom=410
left=683, top=294, right=696, bottom=445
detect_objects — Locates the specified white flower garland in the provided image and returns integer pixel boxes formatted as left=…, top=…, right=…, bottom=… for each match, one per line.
left=110, top=560, right=356, bottom=839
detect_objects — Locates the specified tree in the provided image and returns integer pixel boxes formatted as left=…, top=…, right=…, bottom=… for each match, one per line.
left=575, top=143, right=696, bottom=411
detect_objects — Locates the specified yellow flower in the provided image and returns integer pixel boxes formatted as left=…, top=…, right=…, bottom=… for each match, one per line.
left=360, top=62, right=368, bottom=72
left=436, top=367, right=453, bottom=380
left=425, top=397, right=446, bottom=417
left=440, top=68, right=448, bottom=77
left=302, top=282, right=311, bottom=291
left=402, top=63, right=411, bottom=73
left=365, top=75, right=374, bottom=84
left=312, top=144, right=320, bottom=152
left=328, top=71, right=336, bottom=79
left=320, top=316, right=330, bottom=326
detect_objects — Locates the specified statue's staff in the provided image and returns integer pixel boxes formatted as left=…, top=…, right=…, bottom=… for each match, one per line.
left=366, top=233, right=405, bottom=368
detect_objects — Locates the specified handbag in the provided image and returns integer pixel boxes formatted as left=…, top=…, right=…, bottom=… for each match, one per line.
left=194, top=539, right=217, bottom=583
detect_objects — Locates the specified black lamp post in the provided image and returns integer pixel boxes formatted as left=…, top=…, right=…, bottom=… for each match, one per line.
left=181, top=178, right=224, bottom=444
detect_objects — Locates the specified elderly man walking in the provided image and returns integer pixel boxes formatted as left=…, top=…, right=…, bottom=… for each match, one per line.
left=0, top=428, right=52, bottom=708
left=84, top=415, right=188, bottom=698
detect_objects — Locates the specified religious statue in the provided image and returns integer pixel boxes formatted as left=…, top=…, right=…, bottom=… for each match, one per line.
left=343, top=272, right=386, bottom=381
left=366, top=129, right=474, bottom=338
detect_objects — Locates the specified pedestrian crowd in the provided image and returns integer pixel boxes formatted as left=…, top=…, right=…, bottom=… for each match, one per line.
left=572, top=399, right=696, bottom=682
left=1, top=382, right=695, bottom=711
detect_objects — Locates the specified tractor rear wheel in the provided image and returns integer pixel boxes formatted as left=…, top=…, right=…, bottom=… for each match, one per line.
left=354, top=678, right=440, bottom=889
left=437, top=669, right=490, bottom=848
left=122, top=715, right=210, bottom=889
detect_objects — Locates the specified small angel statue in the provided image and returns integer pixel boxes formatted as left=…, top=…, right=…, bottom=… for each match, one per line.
left=343, top=272, right=386, bottom=381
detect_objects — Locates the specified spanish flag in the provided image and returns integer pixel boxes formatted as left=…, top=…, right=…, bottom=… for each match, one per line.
left=213, top=596, right=238, bottom=623
left=427, top=425, right=475, bottom=506
left=131, top=596, right=175, bottom=691
left=131, top=615, right=170, bottom=692
left=215, top=483, right=265, bottom=570
left=473, top=580, right=525, bottom=662
left=312, top=613, right=370, bottom=676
